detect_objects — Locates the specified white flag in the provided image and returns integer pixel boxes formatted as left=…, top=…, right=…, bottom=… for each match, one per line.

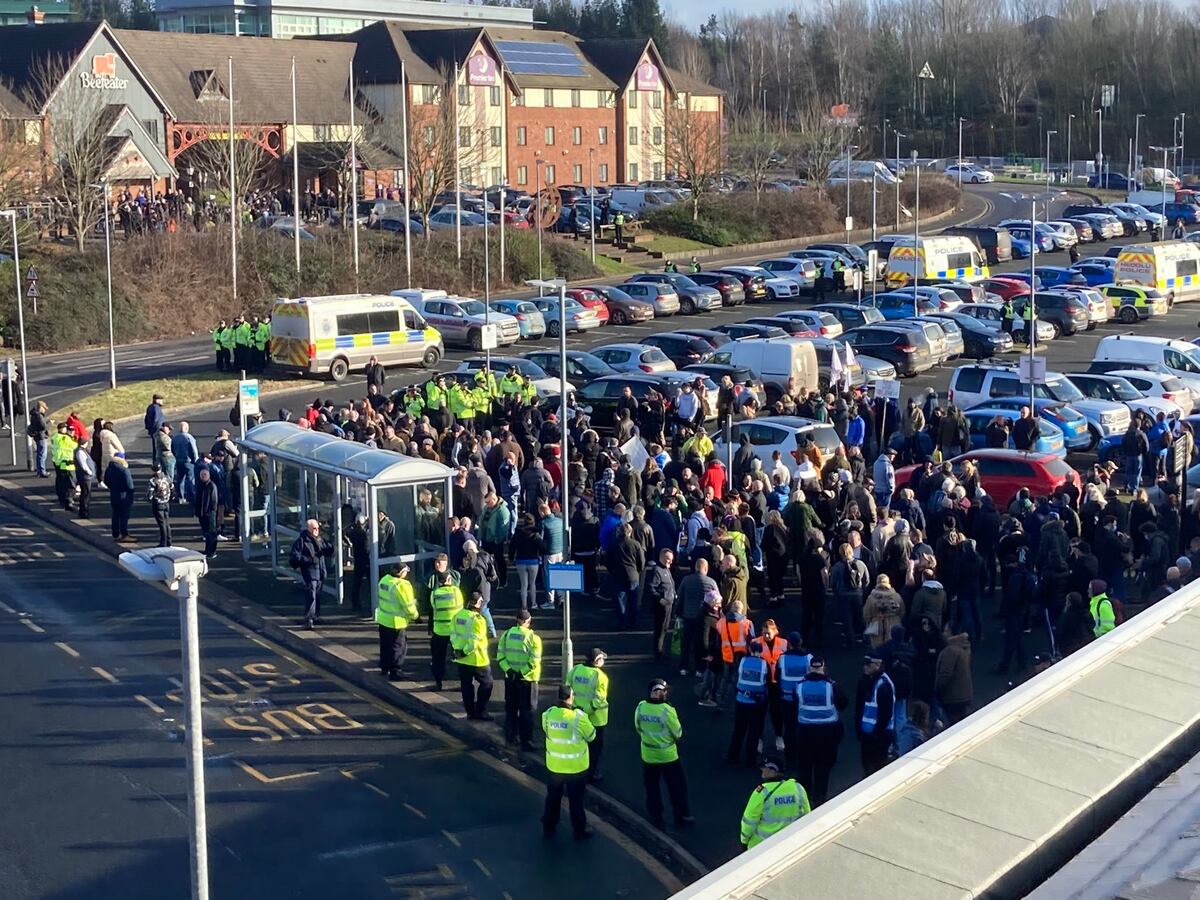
left=842, top=340, right=857, bottom=368
left=828, top=344, right=844, bottom=390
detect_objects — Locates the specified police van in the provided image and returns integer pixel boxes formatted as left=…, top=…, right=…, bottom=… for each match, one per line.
left=885, top=236, right=988, bottom=287
left=270, top=293, right=444, bottom=382
left=1112, top=240, right=1200, bottom=305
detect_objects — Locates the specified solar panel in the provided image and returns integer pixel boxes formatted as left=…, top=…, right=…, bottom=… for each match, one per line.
left=495, top=39, right=588, bottom=77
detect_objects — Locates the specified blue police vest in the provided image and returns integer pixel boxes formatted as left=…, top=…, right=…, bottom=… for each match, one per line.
left=860, top=673, right=896, bottom=734
left=736, top=656, right=768, bottom=705
left=797, top=679, right=839, bottom=725
left=778, top=653, right=812, bottom=703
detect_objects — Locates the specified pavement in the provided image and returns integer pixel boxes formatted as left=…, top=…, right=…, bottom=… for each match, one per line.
left=0, top=501, right=680, bottom=900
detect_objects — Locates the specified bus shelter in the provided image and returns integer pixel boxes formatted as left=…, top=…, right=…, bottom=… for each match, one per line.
left=238, top=421, right=452, bottom=609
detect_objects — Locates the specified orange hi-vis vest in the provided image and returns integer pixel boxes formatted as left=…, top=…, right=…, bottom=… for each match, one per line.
left=716, top=617, right=752, bottom=664
left=758, top=636, right=788, bottom=682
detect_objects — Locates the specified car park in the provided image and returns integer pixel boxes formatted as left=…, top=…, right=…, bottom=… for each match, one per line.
left=1012, top=292, right=1090, bottom=337
left=925, top=311, right=1015, bottom=358
left=712, top=416, right=842, bottom=476
left=1096, top=284, right=1169, bottom=323
left=1092, top=335, right=1200, bottom=402
left=688, top=271, right=746, bottom=306
left=893, top=449, right=1081, bottom=508
left=806, top=242, right=875, bottom=278
left=488, top=299, right=547, bottom=340
left=529, top=295, right=603, bottom=335
left=1065, top=373, right=1184, bottom=420
left=618, top=280, right=682, bottom=317
left=758, top=257, right=819, bottom=291
left=1062, top=218, right=1096, bottom=242
left=1056, top=286, right=1112, bottom=327
left=957, top=302, right=1057, bottom=343
left=581, top=284, right=655, bottom=325
left=711, top=266, right=771, bottom=302
left=1110, top=202, right=1165, bottom=231
left=640, top=333, right=718, bottom=368
left=959, top=406, right=1068, bottom=456
left=912, top=315, right=965, bottom=359
left=813, top=302, right=886, bottom=331
left=890, top=318, right=952, bottom=364
left=565, top=288, right=611, bottom=324
left=841, top=323, right=935, bottom=376
left=522, top=349, right=617, bottom=382
left=590, top=342, right=676, bottom=374
left=453, top=357, right=569, bottom=399
left=626, top=273, right=721, bottom=315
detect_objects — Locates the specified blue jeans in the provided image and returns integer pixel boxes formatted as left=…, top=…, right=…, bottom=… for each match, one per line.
left=175, top=466, right=195, bottom=503
left=35, top=437, right=48, bottom=475
left=1125, top=454, right=1143, bottom=491
left=616, top=581, right=639, bottom=627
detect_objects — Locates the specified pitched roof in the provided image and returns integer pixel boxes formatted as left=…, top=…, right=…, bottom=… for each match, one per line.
left=578, top=37, right=673, bottom=92
left=114, top=29, right=356, bottom=124
left=485, top=26, right=614, bottom=91
left=0, top=20, right=101, bottom=111
left=665, top=65, right=722, bottom=97
left=402, top=25, right=485, bottom=75
left=322, top=20, right=439, bottom=85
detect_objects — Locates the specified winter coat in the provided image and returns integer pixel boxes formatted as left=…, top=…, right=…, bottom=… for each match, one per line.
left=863, top=587, right=905, bottom=648
left=607, top=536, right=646, bottom=586
left=720, top=561, right=749, bottom=609
left=909, top=582, right=948, bottom=630
left=934, top=633, right=973, bottom=707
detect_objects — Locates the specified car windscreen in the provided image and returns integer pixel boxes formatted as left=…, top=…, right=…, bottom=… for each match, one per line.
left=458, top=300, right=488, bottom=316
left=1041, top=378, right=1085, bottom=402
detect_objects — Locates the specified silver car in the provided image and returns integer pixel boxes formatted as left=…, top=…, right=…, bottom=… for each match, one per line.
left=627, top=273, right=720, bottom=315
left=618, top=281, right=681, bottom=317
left=590, top=342, right=677, bottom=374
left=958, top=302, right=1056, bottom=343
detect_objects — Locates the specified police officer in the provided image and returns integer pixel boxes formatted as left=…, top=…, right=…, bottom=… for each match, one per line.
left=403, top=385, right=425, bottom=419
left=856, top=652, right=896, bottom=776
left=689, top=256, right=700, bottom=273
left=794, top=655, right=847, bottom=805
left=449, top=377, right=474, bottom=432
left=218, top=320, right=236, bottom=372
left=497, top=609, right=542, bottom=748
left=739, top=759, right=810, bottom=851
left=568, top=648, right=609, bottom=781
left=776, top=633, right=812, bottom=772
left=49, top=422, right=77, bottom=510
left=428, top=569, right=464, bottom=691
left=233, top=315, right=252, bottom=372
left=426, top=375, right=449, bottom=431
left=451, top=592, right=492, bottom=720
left=634, top=678, right=694, bottom=828
left=251, top=315, right=269, bottom=373
left=376, top=564, right=418, bottom=681
left=726, top=641, right=768, bottom=766
left=614, top=210, right=625, bottom=245
left=541, top=684, right=596, bottom=840
left=213, top=320, right=231, bottom=371
left=1000, top=297, right=1015, bottom=339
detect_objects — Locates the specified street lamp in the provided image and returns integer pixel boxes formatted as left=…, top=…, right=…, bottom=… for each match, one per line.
left=1133, top=113, right=1146, bottom=182
left=1096, top=107, right=1105, bottom=185
left=587, top=148, right=596, bottom=265
left=911, top=149, right=920, bottom=315
left=894, top=131, right=905, bottom=230
left=1151, top=145, right=1182, bottom=239
left=0, top=208, right=29, bottom=468
left=534, top=156, right=545, bottom=296
left=844, top=143, right=858, bottom=240
left=1045, top=130, right=1057, bottom=189
left=1181, top=113, right=1187, bottom=176
left=957, top=117, right=967, bottom=186
left=89, top=181, right=116, bottom=390
left=119, top=547, right=211, bottom=900
left=1067, top=114, right=1076, bottom=185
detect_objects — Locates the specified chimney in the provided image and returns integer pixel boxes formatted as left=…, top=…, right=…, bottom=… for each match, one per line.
left=26, top=5, right=44, bottom=25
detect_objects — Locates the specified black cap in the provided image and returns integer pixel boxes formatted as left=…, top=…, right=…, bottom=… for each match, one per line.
left=648, top=678, right=668, bottom=695
left=557, top=684, right=573, bottom=701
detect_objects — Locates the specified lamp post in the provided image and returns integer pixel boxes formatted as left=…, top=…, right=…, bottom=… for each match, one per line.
left=88, top=182, right=117, bottom=390
left=1067, top=113, right=1075, bottom=185
left=1151, top=145, right=1181, bottom=239
left=535, top=156, right=545, bottom=296
left=0, top=209, right=29, bottom=468
left=1133, top=113, right=1145, bottom=182
left=1181, top=113, right=1187, bottom=176
left=587, top=148, right=596, bottom=265
left=1029, top=195, right=1037, bottom=409
left=894, top=131, right=905, bottom=230
left=911, top=149, right=920, bottom=316
left=844, top=143, right=858, bottom=240
left=957, top=117, right=966, bottom=186
left=1045, top=130, right=1057, bottom=190
left=1097, top=107, right=1104, bottom=186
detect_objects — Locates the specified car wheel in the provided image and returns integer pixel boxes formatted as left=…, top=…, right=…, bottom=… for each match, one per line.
left=420, top=347, right=440, bottom=369
left=1086, top=425, right=1100, bottom=452
left=469, top=329, right=483, bottom=351
left=610, top=308, right=627, bottom=326
left=1050, top=322, right=1062, bottom=339
left=548, top=320, right=561, bottom=337
left=329, top=357, right=350, bottom=382
left=972, top=175, right=981, bottom=184
left=681, top=298, right=696, bottom=315
left=1119, top=306, right=1138, bottom=324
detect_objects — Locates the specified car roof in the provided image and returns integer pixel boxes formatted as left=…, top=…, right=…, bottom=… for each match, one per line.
left=460, top=356, right=523, bottom=366
left=595, top=342, right=655, bottom=352
left=737, top=415, right=825, bottom=429
left=954, top=448, right=1061, bottom=462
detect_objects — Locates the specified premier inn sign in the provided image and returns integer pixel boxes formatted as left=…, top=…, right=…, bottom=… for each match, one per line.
left=79, top=53, right=129, bottom=90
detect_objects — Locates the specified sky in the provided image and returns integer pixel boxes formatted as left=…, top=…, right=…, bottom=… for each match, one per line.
left=663, top=0, right=745, bottom=28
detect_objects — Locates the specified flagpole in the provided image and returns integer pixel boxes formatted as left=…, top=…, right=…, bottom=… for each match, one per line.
left=227, top=55, right=237, bottom=301
left=291, top=56, right=301, bottom=275
left=349, top=59, right=360, bottom=279
left=401, top=60, right=412, bottom=289
left=454, top=61, right=462, bottom=261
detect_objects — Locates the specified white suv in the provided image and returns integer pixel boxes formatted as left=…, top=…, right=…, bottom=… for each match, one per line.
left=394, top=289, right=520, bottom=350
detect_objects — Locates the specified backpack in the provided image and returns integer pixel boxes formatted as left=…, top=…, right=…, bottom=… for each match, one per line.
left=1105, top=595, right=1126, bottom=626
left=848, top=561, right=868, bottom=591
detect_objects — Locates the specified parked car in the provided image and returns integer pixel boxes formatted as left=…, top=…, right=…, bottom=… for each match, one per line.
left=1032, top=266, right=1087, bottom=289
left=522, top=349, right=617, bottom=382
left=712, top=416, right=842, bottom=476
left=559, top=373, right=717, bottom=435
left=674, top=328, right=734, bottom=349
left=402, top=292, right=521, bottom=350
left=893, top=449, right=1081, bottom=508
left=626, top=273, right=721, bottom=315
left=973, top=398, right=1090, bottom=451
left=772, top=309, right=844, bottom=338
left=640, top=333, right=718, bottom=368
left=582, top=284, right=655, bottom=325
left=711, top=322, right=789, bottom=341
left=565, top=288, right=611, bottom=324
left=689, top=271, right=747, bottom=306
left=488, top=299, right=547, bottom=340
left=959, top=407, right=1068, bottom=456
left=529, top=295, right=603, bottom=336
left=1012, top=292, right=1090, bottom=337
left=945, top=163, right=995, bottom=183
left=743, top=316, right=817, bottom=337
left=618, top=280, right=682, bottom=317
left=925, top=311, right=1015, bottom=358
left=590, top=342, right=676, bottom=374
left=758, top=257, right=820, bottom=290
left=453, top=357, right=569, bottom=399
left=841, top=323, right=935, bottom=376
left=1065, top=372, right=1184, bottom=421
left=1097, top=284, right=1169, bottom=323
left=1066, top=263, right=1114, bottom=286
left=979, top=277, right=1032, bottom=301
left=812, top=302, right=886, bottom=331
left=715, top=265, right=799, bottom=301
left=957, top=302, right=1056, bottom=343
left=711, top=267, right=770, bottom=303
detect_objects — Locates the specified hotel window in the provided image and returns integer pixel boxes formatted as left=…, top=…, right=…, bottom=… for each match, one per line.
left=572, top=126, right=582, bottom=145
left=571, top=89, right=581, bottom=107
left=573, top=164, right=583, bottom=182
left=459, top=127, right=471, bottom=148
left=490, top=126, right=502, bottom=147
left=491, top=166, right=502, bottom=184
left=653, top=162, right=663, bottom=180
left=544, top=88, right=554, bottom=107
left=599, top=90, right=614, bottom=107
left=653, top=126, right=662, bottom=146
left=628, top=162, right=638, bottom=180
left=545, top=165, right=555, bottom=184
left=598, top=126, right=608, bottom=145
left=598, top=163, right=609, bottom=181
left=512, top=93, right=525, bottom=107
left=458, top=84, right=471, bottom=106
left=545, top=126, right=555, bottom=145
left=421, top=84, right=437, bottom=104
left=460, top=166, right=472, bottom=184
left=490, top=86, right=501, bottom=106
left=652, top=90, right=662, bottom=109
left=516, top=126, right=527, bottom=146
left=516, top=165, right=528, bottom=185
left=628, top=126, right=638, bottom=145
left=627, top=90, right=638, bottom=109
left=422, top=125, right=434, bottom=146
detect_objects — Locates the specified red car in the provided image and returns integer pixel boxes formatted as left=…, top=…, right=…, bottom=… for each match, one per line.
left=565, top=288, right=610, bottom=324
left=979, top=277, right=1032, bottom=301
left=893, top=448, right=1080, bottom=509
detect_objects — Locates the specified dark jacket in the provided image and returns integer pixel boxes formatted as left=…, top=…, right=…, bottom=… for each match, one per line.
left=642, top=561, right=676, bottom=611
left=194, top=478, right=219, bottom=531
left=510, top=522, right=545, bottom=562
left=608, top=536, right=646, bottom=586
left=290, top=531, right=333, bottom=583
left=934, top=633, right=973, bottom=706
left=103, top=459, right=135, bottom=499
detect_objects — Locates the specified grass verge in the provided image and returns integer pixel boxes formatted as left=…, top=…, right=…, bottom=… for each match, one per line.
left=637, top=233, right=714, bottom=256
left=50, top=371, right=299, bottom=424
left=593, top=255, right=640, bottom=277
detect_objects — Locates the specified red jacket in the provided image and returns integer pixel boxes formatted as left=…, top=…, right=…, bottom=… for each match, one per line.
left=700, top=461, right=727, bottom=498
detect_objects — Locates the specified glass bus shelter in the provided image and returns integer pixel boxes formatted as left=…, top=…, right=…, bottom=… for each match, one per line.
left=237, top=421, right=452, bottom=609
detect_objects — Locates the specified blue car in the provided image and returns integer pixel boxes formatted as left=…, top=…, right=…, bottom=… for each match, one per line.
left=489, top=299, right=547, bottom=340
left=1034, top=266, right=1086, bottom=289
left=1067, top=263, right=1115, bottom=286
left=1006, top=225, right=1055, bottom=253
left=975, top=398, right=1090, bottom=451
left=1010, top=235, right=1033, bottom=259
left=872, top=291, right=939, bottom=319
left=963, top=407, right=1067, bottom=458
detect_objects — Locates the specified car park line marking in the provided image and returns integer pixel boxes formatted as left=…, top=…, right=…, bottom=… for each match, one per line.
left=53, top=641, right=80, bottom=658
left=363, top=782, right=390, bottom=799
left=135, top=694, right=165, bottom=714
left=234, top=759, right=319, bottom=784
left=91, top=666, right=119, bottom=683
left=21, top=618, right=45, bottom=634
left=473, top=858, right=493, bottom=878
left=403, top=802, right=427, bottom=819
left=441, top=829, right=462, bottom=848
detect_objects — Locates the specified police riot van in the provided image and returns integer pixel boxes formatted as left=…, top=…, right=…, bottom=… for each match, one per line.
left=270, top=293, right=443, bottom=382
left=885, top=236, right=988, bottom=287
left=1112, top=241, right=1200, bottom=305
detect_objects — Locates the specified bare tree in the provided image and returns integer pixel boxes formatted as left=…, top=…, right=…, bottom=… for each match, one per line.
left=25, top=54, right=109, bottom=251
left=790, top=102, right=846, bottom=195
left=727, top=111, right=779, bottom=206
left=667, top=102, right=725, bottom=220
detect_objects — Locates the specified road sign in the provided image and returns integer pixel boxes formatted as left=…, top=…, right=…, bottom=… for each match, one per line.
left=1019, top=356, right=1047, bottom=384
left=24, top=266, right=37, bottom=281
left=1, top=358, right=14, bottom=378
left=546, top=563, right=584, bottom=593
left=238, top=379, right=260, bottom=417
left=867, top=248, right=879, bottom=275
left=1172, top=433, right=1189, bottom=479
left=918, top=61, right=934, bottom=79
left=480, top=323, right=498, bottom=350
left=1101, top=84, right=1115, bottom=108
left=844, top=216, right=854, bottom=232
left=873, top=379, right=901, bottom=400
left=25, top=282, right=39, bottom=299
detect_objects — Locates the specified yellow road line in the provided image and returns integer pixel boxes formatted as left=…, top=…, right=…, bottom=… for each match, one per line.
left=363, top=782, right=390, bottom=799
left=403, top=802, right=427, bottom=819
left=473, top=858, right=492, bottom=879
left=437, top=864, right=454, bottom=880
left=441, top=829, right=461, bottom=848
left=134, top=694, right=166, bottom=714
left=91, top=666, right=119, bottom=683
left=21, top=618, right=45, bottom=634
left=234, top=760, right=319, bottom=784
left=53, top=641, right=80, bottom=658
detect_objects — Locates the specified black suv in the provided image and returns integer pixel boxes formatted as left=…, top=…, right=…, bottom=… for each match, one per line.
left=842, top=324, right=935, bottom=376
left=1012, top=291, right=1089, bottom=337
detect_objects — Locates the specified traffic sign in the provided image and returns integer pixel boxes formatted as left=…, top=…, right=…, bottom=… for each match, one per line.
left=918, top=61, right=935, bottom=80
left=480, top=323, right=498, bottom=350
left=1172, top=433, right=1189, bottom=479
left=1019, top=356, right=1047, bottom=384
left=24, top=266, right=37, bottom=281
left=238, top=379, right=260, bottom=417
left=546, top=563, right=584, bottom=593
left=874, top=379, right=901, bottom=401
left=1, top=358, right=14, bottom=378
left=25, top=282, right=39, bottom=299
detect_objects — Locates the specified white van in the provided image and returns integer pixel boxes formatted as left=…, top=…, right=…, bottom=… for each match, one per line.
left=1113, top=241, right=1200, bottom=304
left=885, top=236, right=988, bottom=287
left=707, top=338, right=819, bottom=404
left=1092, top=334, right=1200, bottom=405
left=827, top=160, right=900, bottom=186
left=270, top=293, right=443, bottom=382
left=609, top=188, right=677, bottom=214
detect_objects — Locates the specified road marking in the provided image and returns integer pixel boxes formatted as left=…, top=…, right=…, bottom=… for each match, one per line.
left=234, top=759, right=319, bottom=784
left=0, top=599, right=15, bottom=613
left=502, top=892, right=515, bottom=900
left=473, top=858, right=492, bottom=878
left=441, top=829, right=461, bottom=848
left=135, top=694, right=166, bottom=714
left=91, top=666, right=119, bottom=683
left=363, top=782, right=390, bottom=799
left=54, top=641, right=80, bottom=658
left=403, top=802, right=427, bottom=819
left=21, top=618, right=46, bottom=634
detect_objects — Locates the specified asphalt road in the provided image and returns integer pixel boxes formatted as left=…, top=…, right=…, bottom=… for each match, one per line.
left=0, top=501, right=678, bottom=900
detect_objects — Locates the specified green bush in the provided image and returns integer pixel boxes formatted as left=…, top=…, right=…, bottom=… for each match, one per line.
left=643, top=189, right=839, bottom=246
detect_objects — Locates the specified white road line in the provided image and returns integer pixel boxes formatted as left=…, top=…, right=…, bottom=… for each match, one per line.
left=20, top=618, right=45, bottom=634
left=54, top=641, right=80, bottom=658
